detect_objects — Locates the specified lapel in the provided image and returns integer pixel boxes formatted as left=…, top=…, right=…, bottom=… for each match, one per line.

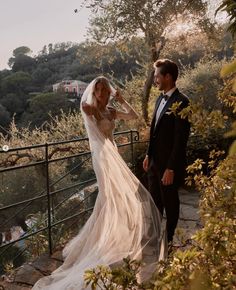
left=154, top=88, right=179, bottom=131
left=150, top=94, right=163, bottom=135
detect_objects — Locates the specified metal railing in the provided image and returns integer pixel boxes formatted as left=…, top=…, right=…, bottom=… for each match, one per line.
left=0, top=130, right=140, bottom=271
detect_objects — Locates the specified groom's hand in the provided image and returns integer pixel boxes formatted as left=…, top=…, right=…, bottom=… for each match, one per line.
left=161, top=169, right=174, bottom=186
left=143, top=155, right=149, bottom=172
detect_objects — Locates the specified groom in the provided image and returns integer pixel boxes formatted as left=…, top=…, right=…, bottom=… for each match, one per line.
left=143, top=59, right=190, bottom=245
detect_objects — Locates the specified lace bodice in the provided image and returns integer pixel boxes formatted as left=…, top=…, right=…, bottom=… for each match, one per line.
left=97, top=118, right=116, bottom=142
left=96, top=101, right=138, bottom=143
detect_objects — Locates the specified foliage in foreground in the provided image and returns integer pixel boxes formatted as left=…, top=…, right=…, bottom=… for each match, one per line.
left=83, top=149, right=236, bottom=290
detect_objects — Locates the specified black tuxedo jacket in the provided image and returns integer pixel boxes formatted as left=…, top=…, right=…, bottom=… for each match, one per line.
left=147, top=88, right=190, bottom=185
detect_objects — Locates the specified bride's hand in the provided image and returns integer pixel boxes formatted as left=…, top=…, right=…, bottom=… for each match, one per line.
left=114, top=88, right=125, bottom=104
left=81, top=102, right=94, bottom=115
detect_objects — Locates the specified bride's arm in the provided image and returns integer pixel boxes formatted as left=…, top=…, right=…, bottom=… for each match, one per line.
left=81, top=102, right=101, bottom=120
left=113, top=90, right=138, bottom=120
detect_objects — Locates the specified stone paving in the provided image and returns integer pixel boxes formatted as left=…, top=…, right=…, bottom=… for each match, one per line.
left=174, top=189, right=201, bottom=248
left=0, top=189, right=201, bottom=289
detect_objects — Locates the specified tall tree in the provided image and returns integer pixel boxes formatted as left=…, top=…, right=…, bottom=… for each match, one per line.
left=86, top=0, right=215, bottom=123
left=8, top=46, right=32, bottom=68
left=12, top=54, right=36, bottom=73
left=12, top=46, right=31, bottom=57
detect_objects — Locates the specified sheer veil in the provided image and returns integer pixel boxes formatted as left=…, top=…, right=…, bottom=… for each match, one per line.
left=32, top=77, right=167, bottom=290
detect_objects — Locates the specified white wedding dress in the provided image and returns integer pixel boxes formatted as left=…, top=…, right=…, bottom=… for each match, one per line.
left=32, top=79, right=166, bottom=290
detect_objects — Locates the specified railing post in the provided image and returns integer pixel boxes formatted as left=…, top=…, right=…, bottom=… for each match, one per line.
left=0, top=132, right=140, bottom=259
left=45, top=143, right=53, bottom=255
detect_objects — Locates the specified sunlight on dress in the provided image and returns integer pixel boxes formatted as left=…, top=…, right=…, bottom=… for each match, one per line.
left=32, top=79, right=167, bottom=290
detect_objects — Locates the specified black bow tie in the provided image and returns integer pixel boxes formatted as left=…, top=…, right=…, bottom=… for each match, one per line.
left=160, top=93, right=169, bottom=101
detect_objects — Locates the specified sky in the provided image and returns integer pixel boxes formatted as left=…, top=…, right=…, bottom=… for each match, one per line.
left=0, top=0, right=227, bottom=70
left=0, top=0, right=90, bottom=69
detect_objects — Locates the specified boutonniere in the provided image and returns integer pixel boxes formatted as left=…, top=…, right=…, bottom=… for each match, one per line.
left=169, top=101, right=183, bottom=116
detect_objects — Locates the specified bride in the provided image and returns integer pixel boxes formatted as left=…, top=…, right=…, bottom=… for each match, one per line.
left=32, top=76, right=166, bottom=290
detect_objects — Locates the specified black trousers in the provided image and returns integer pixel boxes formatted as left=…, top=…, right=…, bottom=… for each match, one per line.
left=147, top=164, right=180, bottom=243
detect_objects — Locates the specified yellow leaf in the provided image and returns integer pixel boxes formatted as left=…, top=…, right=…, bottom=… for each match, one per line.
left=220, top=60, right=236, bottom=77
left=229, top=140, right=236, bottom=156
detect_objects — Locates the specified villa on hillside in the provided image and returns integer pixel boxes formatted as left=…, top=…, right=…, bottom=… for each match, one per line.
left=52, top=80, right=88, bottom=99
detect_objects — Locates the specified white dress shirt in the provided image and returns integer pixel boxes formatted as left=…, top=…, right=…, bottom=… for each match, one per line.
left=154, top=87, right=177, bottom=127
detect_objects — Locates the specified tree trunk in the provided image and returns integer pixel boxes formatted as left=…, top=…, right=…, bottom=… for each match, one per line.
left=142, top=36, right=166, bottom=124
left=142, top=67, right=154, bottom=125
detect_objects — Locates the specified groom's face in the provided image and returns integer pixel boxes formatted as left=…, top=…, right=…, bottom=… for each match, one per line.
left=154, top=67, right=168, bottom=91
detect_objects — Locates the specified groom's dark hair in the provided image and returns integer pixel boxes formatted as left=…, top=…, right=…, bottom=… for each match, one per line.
left=154, top=59, right=178, bottom=82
